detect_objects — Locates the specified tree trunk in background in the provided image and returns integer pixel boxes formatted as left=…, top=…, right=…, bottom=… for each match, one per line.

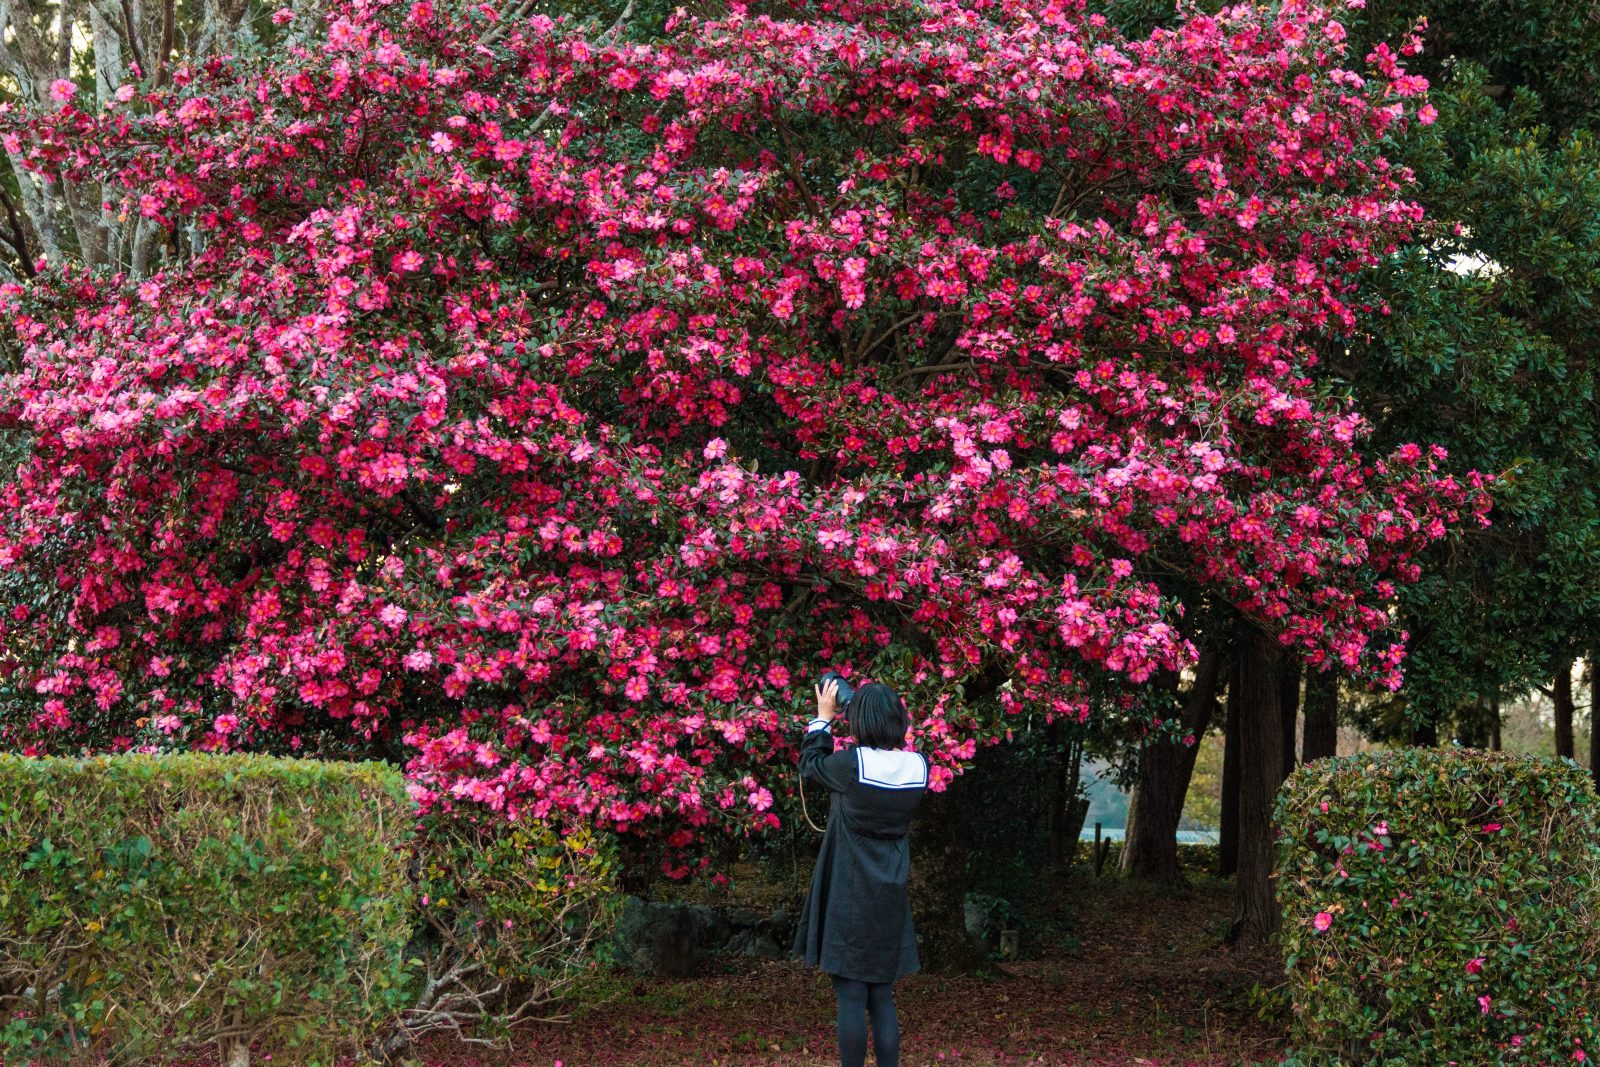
left=0, top=0, right=252, bottom=279
left=1278, top=658, right=1301, bottom=782
left=1454, top=696, right=1490, bottom=749
left=1491, top=694, right=1502, bottom=751
left=1301, top=671, right=1338, bottom=763
left=1047, top=718, right=1068, bottom=871
left=1218, top=654, right=1242, bottom=879
left=1228, top=629, right=1284, bottom=948
left=1122, top=646, right=1224, bottom=884
left=1590, top=660, right=1600, bottom=790
left=1554, top=660, right=1575, bottom=760
left=1046, top=723, right=1089, bottom=872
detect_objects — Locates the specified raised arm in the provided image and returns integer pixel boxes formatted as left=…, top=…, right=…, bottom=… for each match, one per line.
left=799, top=676, right=853, bottom=792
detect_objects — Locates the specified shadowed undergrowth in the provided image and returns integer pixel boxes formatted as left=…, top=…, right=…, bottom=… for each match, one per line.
left=413, top=873, right=1286, bottom=1066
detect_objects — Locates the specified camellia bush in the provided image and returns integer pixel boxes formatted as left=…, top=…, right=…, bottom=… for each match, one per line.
left=1277, top=749, right=1600, bottom=1064
left=0, top=0, right=1486, bottom=868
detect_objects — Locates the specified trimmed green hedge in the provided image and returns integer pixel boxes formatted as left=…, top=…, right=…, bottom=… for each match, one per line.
left=1277, top=749, right=1600, bottom=1065
left=0, top=754, right=413, bottom=1066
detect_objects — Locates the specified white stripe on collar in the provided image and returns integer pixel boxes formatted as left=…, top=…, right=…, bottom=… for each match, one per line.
left=856, top=747, right=928, bottom=789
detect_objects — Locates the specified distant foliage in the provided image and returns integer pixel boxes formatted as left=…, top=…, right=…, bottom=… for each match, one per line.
left=0, top=754, right=413, bottom=1066
left=1277, top=749, right=1600, bottom=1064
left=1330, top=0, right=1600, bottom=718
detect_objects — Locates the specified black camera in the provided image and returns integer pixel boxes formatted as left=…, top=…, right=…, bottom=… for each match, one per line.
left=819, top=670, right=855, bottom=709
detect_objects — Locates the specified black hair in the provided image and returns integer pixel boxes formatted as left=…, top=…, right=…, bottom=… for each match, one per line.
left=850, top=682, right=909, bottom=750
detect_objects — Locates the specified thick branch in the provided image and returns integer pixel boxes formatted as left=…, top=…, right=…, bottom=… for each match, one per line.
left=0, top=186, right=36, bottom=276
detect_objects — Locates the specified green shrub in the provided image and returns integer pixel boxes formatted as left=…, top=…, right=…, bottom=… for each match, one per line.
left=387, top=813, right=619, bottom=1054
left=0, top=753, right=413, bottom=1066
left=1277, top=749, right=1600, bottom=1065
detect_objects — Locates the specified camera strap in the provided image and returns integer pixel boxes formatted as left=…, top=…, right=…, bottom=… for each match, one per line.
left=798, top=773, right=827, bottom=833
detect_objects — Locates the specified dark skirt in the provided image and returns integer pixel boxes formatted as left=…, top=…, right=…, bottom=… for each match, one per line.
left=792, top=818, right=920, bottom=984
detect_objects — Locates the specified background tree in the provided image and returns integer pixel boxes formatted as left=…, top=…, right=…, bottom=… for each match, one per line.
left=1119, top=638, right=1222, bottom=885
left=0, top=0, right=262, bottom=277
left=1333, top=0, right=1600, bottom=738
left=1102, top=0, right=1600, bottom=927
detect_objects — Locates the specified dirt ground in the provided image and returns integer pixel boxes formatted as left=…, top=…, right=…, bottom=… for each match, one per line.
left=417, top=873, right=1288, bottom=1067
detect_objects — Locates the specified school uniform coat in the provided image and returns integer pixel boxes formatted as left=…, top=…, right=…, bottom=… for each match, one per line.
left=791, top=716, right=927, bottom=984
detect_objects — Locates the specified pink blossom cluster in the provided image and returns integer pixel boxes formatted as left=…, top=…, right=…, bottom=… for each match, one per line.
left=0, top=0, right=1484, bottom=867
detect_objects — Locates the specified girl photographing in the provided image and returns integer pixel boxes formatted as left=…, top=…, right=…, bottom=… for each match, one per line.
left=792, top=676, right=928, bottom=1067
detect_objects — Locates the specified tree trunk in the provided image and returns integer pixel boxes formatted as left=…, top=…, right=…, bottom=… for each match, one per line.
left=0, top=0, right=253, bottom=277
left=218, top=1009, right=250, bottom=1067
left=1218, top=653, right=1241, bottom=879
left=1554, top=660, right=1575, bottom=760
left=1455, top=696, right=1492, bottom=749
left=1278, top=658, right=1301, bottom=782
left=1301, top=670, right=1338, bottom=762
left=1121, top=646, right=1224, bottom=884
left=1047, top=718, right=1067, bottom=871
left=1047, top=723, right=1088, bottom=872
left=1491, top=693, right=1501, bottom=751
left=1228, top=629, right=1283, bottom=948
left=1590, top=660, right=1600, bottom=789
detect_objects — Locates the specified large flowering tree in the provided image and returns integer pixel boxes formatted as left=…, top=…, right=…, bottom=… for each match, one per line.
left=0, top=0, right=1482, bottom=870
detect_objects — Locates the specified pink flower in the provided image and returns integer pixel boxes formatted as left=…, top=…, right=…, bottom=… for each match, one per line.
left=48, top=79, right=77, bottom=104
left=1478, top=995, right=1492, bottom=1016
left=213, top=714, right=239, bottom=736
left=1313, top=912, right=1333, bottom=933
left=1466, top=958, right=1484, bottom=975
left=1483, top=823, right=1503, bottom=833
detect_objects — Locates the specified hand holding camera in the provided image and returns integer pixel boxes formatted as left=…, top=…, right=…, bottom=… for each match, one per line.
left=814, top=670, right=854, bottom=723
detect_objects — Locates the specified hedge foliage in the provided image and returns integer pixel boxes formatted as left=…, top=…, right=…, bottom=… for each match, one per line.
left=1277, top=749, right=1600, bottom=1065
left=0, top=754, right=413, bottom=1066
left=393, top=813, right=619, bottom=1050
